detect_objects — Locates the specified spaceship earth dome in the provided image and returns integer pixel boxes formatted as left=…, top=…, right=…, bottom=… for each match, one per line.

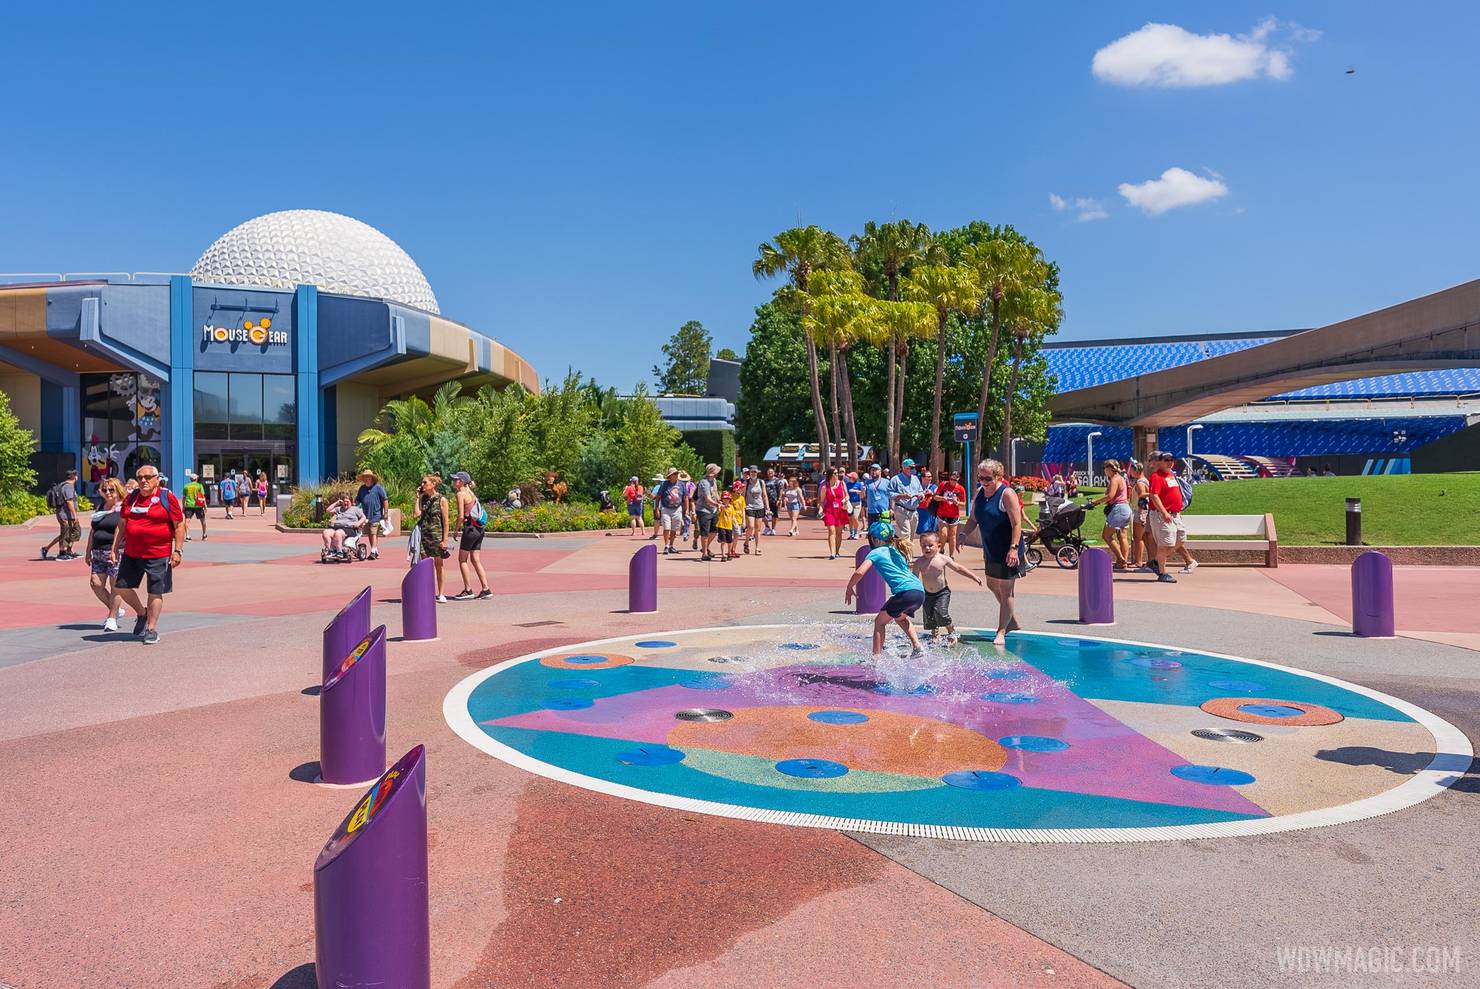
left=190, top=209, right=440, bottom=314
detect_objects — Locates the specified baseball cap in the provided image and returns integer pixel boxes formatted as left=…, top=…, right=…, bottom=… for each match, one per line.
left=902, top=458, right=915, bottom=467
left=629, top=476, right=639, bottom=483
left=452, top=471, right=472, bottom=483
left=868, top=520, right=895, bottom=542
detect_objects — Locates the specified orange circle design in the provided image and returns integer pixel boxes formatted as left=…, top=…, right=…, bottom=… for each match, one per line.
left=249, top=327, right=267, bottom=345
left=260, top=317, right=272, bottom=329
left=213, top=327, right=229, bottom=342
left=538, top=652, right=636, bottom=670
left=1201, top=697, right=1344, bottom=726
left=667, top=705, right=1006, bottom=779
left=243, top=320, right=256, bottom=330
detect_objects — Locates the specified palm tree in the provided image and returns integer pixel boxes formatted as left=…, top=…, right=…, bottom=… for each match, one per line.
left=850, top=221, right=940, bottom=466
left=754, top=226, right=851, bottom=471
left=804, top=271, right=876, bottom=469
left=876, top=299, right=937, bottom=464
left=903, top=265, right=983, bottom=475
left=962, top=238, right=1044, bottom=458
left=998, top=287, right=1062, bottom=459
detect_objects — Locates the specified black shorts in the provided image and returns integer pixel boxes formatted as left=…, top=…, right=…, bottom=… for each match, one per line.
left=116, top=554, right=172, bottom=595
left=697, top=512, right=716, bottom=536
left=717, top=528, right=733, bottom=544
left=184, top=507, right=205, bottom=520
left=923, top=587, right=953, bottom=630
left=882, top=589, right=925, bottom=618
left=459, top=525, right=485, bottom=552
left=984, top=554, right=1019, bottom=581
left=745, top=507, right=765, bottom=519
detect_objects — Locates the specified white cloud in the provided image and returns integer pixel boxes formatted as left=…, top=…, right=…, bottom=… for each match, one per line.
left=1118, top=167, right=1229, bottom=215
left=1092, top=18, right=1316, bottom=87
left=1049, top=192, right=1109, bottom=222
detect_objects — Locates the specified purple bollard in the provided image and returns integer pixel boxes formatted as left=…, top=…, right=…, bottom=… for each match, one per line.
left=314, top=745, right=430, bottom=989
left=629, top=543, right=657, bottom=613
left=322, top=586, right=372, bottom=684
left=1352, top=550, right=1395, bottom=638
left=400, top=558, right=438, bottom=642
left=1077, top=547, right=1115, bottom=625
left=319, top=624, right=388, bottom=786
left=853, top=545, right=887, bottom=614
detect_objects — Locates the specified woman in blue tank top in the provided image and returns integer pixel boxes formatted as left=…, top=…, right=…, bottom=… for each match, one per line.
left=961, top=459, right=1024, bottom=646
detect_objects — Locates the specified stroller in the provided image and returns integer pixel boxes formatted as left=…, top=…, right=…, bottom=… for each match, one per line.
left=1026, top=501, right=1089, bottom=570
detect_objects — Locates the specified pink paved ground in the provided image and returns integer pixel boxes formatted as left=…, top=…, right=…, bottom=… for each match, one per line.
left=1, top=509, right=1477, bottom=988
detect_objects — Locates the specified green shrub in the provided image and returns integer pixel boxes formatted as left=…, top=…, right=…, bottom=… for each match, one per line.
left=485, top=501, right=628, bottom=533
left=0, top=491, right=92, bottom=525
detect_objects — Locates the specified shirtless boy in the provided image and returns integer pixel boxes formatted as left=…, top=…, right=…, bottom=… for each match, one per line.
left=912, top=531, right=983, bottom=642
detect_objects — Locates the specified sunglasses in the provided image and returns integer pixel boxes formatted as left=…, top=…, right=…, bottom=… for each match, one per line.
left=137, top=473, right=159, bottom=480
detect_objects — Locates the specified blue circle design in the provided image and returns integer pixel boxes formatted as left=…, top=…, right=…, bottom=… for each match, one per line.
left=1237, top=703, right=1306, bottom=718
left=562, top=654, right=607, bottom=665
left=775, top=758, right=849, bottom=779
left=942, top=770, right=1022, bottom=791
left=1209, top=679, right=1266, bottom=693
left=548, top=677, right=601, bottom=690
left=781, top=642, right=820, bottom=650
left=1131, top=657, right=1183, bottom=670
left=680, top=675, right=733, bottom=691
left=999, top=735, right=1069, bottom=753
left=542, top=697, right=594, bottom=711
left=984, top=669, right=1031, bottom=681
left=1171, top=764, right=1256, bottom=786
left=981, top=691, right=1038, bottom=704
left=872, top=683, right=937, bottom=696
left=635, top=640, right=678, bottom=649
left=808, top=710, right=869, bottom=725
left=616, top=745, right=686, bottom=766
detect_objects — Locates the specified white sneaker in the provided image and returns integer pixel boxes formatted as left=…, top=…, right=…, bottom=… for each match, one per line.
left=1181, top=560, right=1199, bottom=574
left=436, top=594, right=448, bottom=603
left=103, top=616, right=118, bottom=632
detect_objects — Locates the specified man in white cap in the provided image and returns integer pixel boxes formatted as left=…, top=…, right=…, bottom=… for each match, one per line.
left=888, top=458, right=924, bottom=546
left=655, top=467, right=684, bottom=554
left=695, top=463, right=721, bottom=560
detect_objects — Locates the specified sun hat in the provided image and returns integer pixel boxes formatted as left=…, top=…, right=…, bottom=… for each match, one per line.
left=705, top=463, right=720, bottom=474
left=868, top=520, right=895, bottom=542
left=667, top=467, right=679, bottom=476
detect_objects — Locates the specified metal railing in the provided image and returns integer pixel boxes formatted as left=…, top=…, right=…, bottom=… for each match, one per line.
left=0, top=271, right=190, bottom=284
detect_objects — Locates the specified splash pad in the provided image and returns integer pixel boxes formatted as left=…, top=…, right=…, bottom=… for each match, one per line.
left=444, top=625, right=1468, bottom=842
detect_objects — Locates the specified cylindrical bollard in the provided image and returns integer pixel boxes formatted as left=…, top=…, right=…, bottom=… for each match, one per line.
left=1077, top=547, right=1115, bottom=625
left=1345, top=497, right=1362, bottom=546
left=401, top=558, right=438, bottom=642
left=323, top=586, right=372, bottom=684
left=314, top=744, right=430, bottom=989
left=853, top=545, right=887, bottom=614
left=320, top=624, right=388, bottom=785
left=629, top=543, right=657, bottom=613
left=1352, top=550, right=1395, bottom=638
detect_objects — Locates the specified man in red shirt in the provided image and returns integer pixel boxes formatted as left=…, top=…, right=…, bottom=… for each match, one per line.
left=933, top=470, right=968, bottom=557
left=1146, top=451, right=1196, bottom=583
left=109, top=465, right=185, bottom=644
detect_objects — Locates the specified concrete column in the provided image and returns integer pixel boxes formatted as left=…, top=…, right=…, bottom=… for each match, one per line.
left=165, top=276, right=194, bottom=484
left=1133, top=426, right=1158, bottom=464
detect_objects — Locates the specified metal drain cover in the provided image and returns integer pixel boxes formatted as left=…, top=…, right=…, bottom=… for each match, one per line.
left=707, top=656, right=740, bottom=664
left=1192, top=727, right=1264, bottom=743
left=675, top=708, right=733, bottom=722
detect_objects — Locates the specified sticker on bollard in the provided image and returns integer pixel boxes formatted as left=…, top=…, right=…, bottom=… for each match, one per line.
left=853, top=545, right=887, bottom=615
left=320, top=625, right=388, bottom=786
left=314, top=744, right=430, bottom=989
left=1077, top=547, right=1115, bottom=626
left=401, top=558, right=438, bottom=642
left=629, top=543, right=658, bottom=613
left=322, top=586, right=372, bottom=684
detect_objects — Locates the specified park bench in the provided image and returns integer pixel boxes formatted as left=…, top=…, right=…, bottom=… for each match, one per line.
left=1180, top=513, right=1279, bottom=568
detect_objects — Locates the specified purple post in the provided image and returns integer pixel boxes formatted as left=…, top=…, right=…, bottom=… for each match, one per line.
left=1077, top=547, right=1115, bottom=625
left=853, top=545, right=886, bottom=614
left=1352, top=550, right=1395, bottom=638
left=322, top=586, right=371, bottom=684
left=314, top=745, right=430, bottom=989
left=629, top=543, right=657, bottom=613
left=400, top=558, right=438, bottom=642
left=320, top=624, right=388, bottom=786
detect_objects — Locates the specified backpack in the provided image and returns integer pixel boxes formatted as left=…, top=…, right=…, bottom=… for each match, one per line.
left=46, top=482, right=66, bottom=509
left=471, top=498, right=487, bottom=526
left=1176, top=475, right=1193, bottom=509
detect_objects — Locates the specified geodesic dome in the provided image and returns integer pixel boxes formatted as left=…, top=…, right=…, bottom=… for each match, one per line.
left=190, top=209, right=440, bottom=314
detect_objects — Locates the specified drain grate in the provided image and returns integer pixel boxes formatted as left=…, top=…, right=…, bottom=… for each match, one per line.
left=707, top=656, right=740, bottom=664
left=675, top=708, right=732, bottom=722
left=1192, top=727, right=1264, bottom=743
left=515, top=620, right=565, bottom=628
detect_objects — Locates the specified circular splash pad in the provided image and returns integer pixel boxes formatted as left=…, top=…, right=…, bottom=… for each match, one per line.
left=444, top=625, right=1468, bottom=842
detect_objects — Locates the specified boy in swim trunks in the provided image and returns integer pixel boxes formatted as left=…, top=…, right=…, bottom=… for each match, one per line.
left=912, top=531, right=982, bottom=643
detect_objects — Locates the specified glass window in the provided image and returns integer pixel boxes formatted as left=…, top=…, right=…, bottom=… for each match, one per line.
left=228, top=372, right=263, bottom=441
left=194, top=372, right=228, bottom=440
left=263, top=375, right=296, bottom=441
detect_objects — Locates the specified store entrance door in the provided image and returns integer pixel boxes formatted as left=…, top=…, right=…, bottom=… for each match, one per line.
left=196, top=446, right=296, bottom=505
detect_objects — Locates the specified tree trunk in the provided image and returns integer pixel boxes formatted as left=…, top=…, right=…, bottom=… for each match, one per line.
left=828, top=341, right=844, bottom=469
left=893, top=340, right=909, bottom=467
left=930, top=312, right=947, bottom=476
left=1000, top=335, right=1026, bottom=473
left=839, top=345, right=860, bottom=471
left=884, top=335, right=897, bottom=469
left=805, top=334, right=831, bottom=473
left=974, top=293, right=1003, bottom=459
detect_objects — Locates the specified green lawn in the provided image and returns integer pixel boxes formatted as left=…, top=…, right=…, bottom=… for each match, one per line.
left=1178, top=473, right=1480, bottom=545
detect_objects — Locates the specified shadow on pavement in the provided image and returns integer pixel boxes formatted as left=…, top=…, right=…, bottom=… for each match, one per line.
left=267, top=963, right=315, bottom=988
left=289, top=761, right=323, bottom=784
left=1316, top=746, right=1476, bottom=778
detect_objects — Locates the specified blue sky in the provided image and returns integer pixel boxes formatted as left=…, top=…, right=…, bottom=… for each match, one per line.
left=3, top=2, right=1477, bottom=390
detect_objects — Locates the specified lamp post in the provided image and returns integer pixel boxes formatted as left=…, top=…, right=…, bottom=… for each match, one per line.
left=1186, top=423, right=1204, bottom=463
left=1086, top=431, right=1102, bottom=487
left=1010, top=437, right=1024, bottom=477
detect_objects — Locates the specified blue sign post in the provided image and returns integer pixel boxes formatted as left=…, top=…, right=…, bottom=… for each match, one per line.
left=953, top=412, right=978, bottom=474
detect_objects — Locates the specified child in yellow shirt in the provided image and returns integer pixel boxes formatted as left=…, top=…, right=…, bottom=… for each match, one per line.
left=714, top=484, right=745, bottom=561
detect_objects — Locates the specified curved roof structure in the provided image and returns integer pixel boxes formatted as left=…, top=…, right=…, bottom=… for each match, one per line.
left=191, top=209, right=440, bottom=314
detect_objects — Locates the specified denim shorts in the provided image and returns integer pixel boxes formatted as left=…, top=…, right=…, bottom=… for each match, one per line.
left=1105, top=503, right=1133, bottom=530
